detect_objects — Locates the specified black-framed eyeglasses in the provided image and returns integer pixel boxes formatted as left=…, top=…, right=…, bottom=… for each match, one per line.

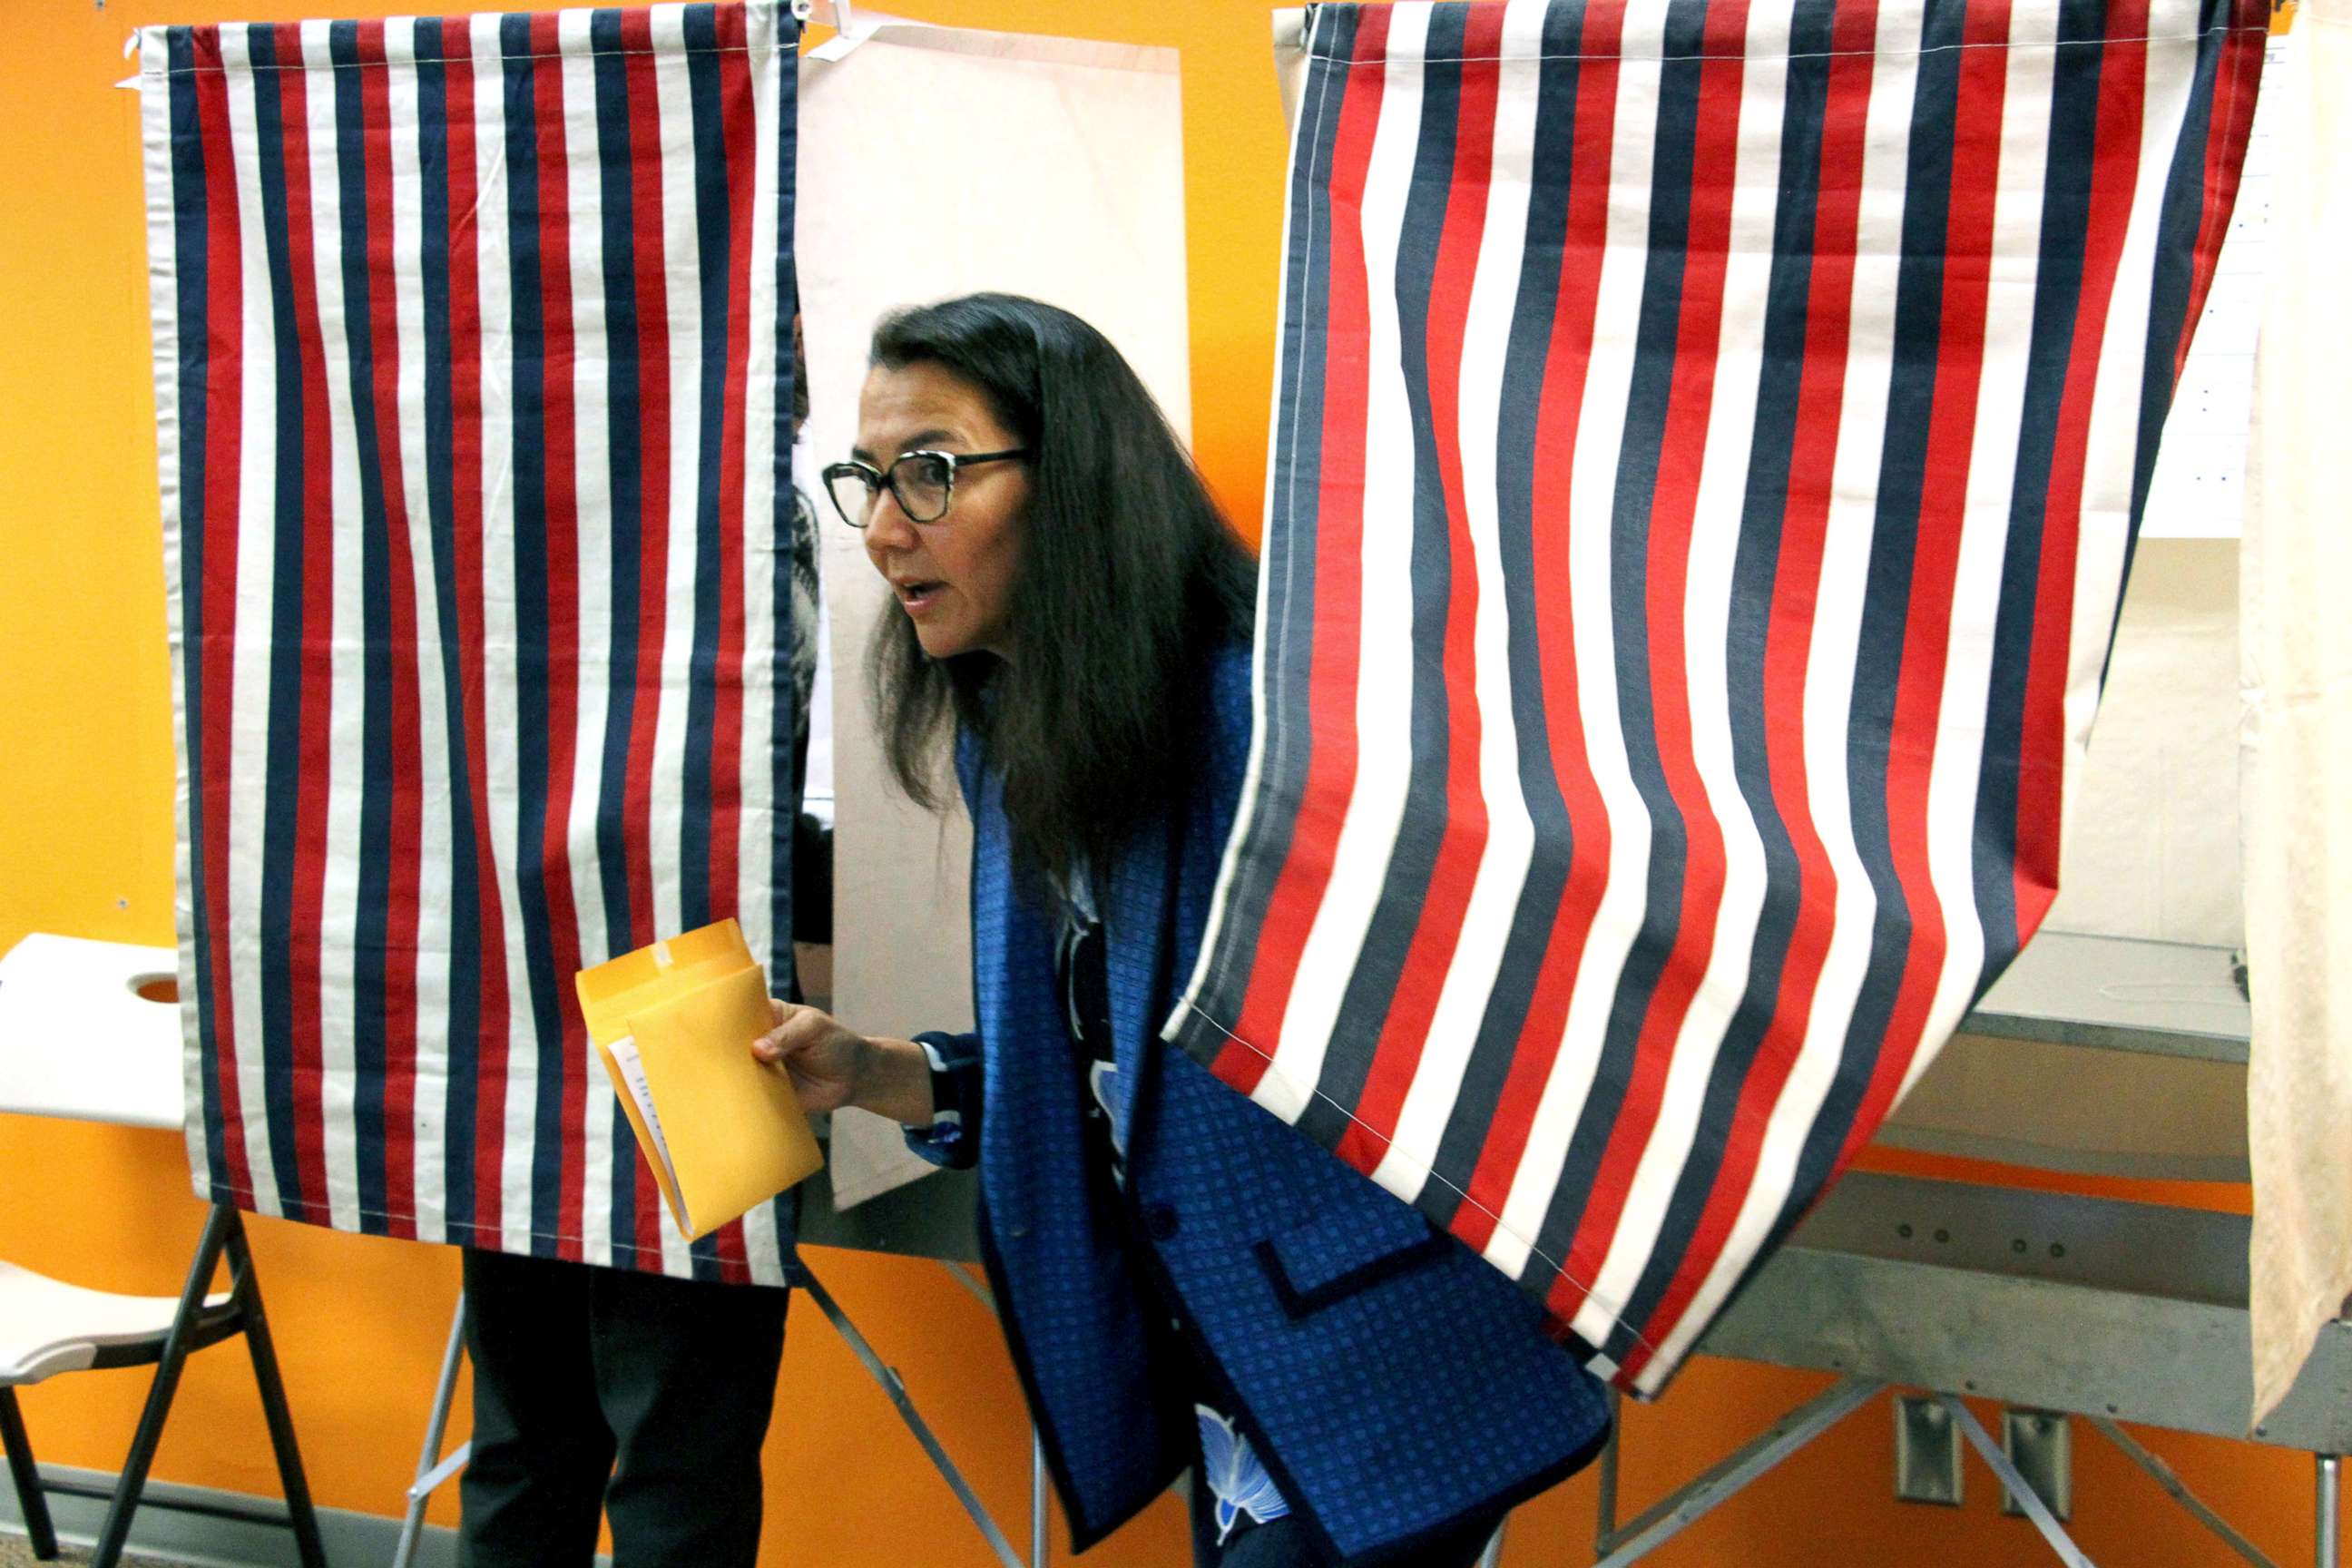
left=820, top=448, right=1031, bottom=528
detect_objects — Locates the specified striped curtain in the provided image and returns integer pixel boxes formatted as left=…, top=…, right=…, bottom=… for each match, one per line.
left=1171, top=0, right=2265, bottom=1393
left=139, top=1, right=804, bottom=1284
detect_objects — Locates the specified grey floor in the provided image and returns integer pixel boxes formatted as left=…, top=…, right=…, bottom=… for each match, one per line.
left=0, top=1539, right=184, bottom=1568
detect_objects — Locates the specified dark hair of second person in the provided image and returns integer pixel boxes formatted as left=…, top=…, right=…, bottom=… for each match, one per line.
left=860, top=292, right=1256, bottom=889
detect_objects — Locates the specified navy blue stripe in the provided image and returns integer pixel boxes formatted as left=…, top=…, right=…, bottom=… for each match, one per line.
left=1607, top=0, right=1840, bottom=1345
left=329, top=16, right=395, bottom=1232
left=250, top=23, right=314, bottom=1219
left=683, top=2, right=732, bottom=1282
left=416, top=19, right=483, bottom=1243
left=1530, top=0, right=1711, bottom=1292
left=499, top=12, right=567, bottom=1258
left=679, top=3, right=728, bottom=959
left=1180, top=4, right=1356, bottom=1062
left=1763, top=0, right=1972, bottom=1318
left=769, top=6, right=803, bottom=1010
left=170, top=26, right=231, bottom=1195
left=766, top=7, right=804, bottom=1262
left=589, top=7, right=646, bottom=1259
left=1969, top=0, right=2107, bottom=992
left=1423, top=0, right=1589, bottom=1229
left=1299, top=4, right=1469, bottom=1154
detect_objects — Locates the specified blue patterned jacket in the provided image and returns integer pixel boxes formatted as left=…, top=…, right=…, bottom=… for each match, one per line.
left=906, top=642, right=1611, bottom=1565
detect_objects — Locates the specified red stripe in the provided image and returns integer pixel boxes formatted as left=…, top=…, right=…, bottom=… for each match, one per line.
left=439, top=28, right=512, bottom=1248
left=1217, top=5, right=1389, bottom=1099
left=2012, top=0, right=2151, bottom=941
left=273, top=30, right=334, bottom=1230
left=1819, top=0, right=2014, bottom=1197
left=1563, top=0, right=1877, bottom=1344
left=1547, top=0, right=1751, bottom=1320
left=194, top=30, right=255, bottom=1205
left=709, top=15, right=755, bottom=944
left=2177, top=2, right=2259, bottom=383
left=529, top=11, right=591, bottom=1263
left=622, top=6, right=670, bottom=1267
left=359, top=21, right=425, bottom=1241
left=708, top=6, right=760, bottom=1287
left=1452, top=0, right=1627, bottom=1259
left=1333, top=5, right=1506, bottom=1172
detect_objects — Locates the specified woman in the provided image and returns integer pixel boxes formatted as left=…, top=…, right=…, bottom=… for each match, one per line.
left=756, top=295, right=1609, bottom=1567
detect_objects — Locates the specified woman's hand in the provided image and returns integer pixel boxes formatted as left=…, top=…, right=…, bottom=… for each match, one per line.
left=752, top=1000, right=872, bottom=1114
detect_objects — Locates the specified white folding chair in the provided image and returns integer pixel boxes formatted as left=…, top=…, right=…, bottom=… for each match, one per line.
left=0, top=934, right=326, bottom=1567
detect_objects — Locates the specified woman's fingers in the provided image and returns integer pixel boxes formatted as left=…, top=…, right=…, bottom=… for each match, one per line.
left=752, top=1000, right=814, bottom=1063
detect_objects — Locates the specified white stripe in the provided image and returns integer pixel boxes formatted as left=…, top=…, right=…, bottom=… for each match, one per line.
left=740, top=0, right=789, bottom=1286
left=1486, top=0, right=1671, bottom=1289
left=472, top=12, right=538, bottom=1258
left=2062, top=0, right=2206, bottom=823
left=302, top=16, right=366, bottom=1236
left=1583, top=0, right=1793, bottom=1338
left=387, top=16, right=453, bottom=1247
left=1172, top=0, right=1349, bottom=1051
left=650, top=4, right=698, bottom=964
left=559, top=6, right=618, bottom=1270
left=144, top=28, right=211, bottom=1195
left=1905, top=0, right=2058, bottom=1107
left=1262, top=2, right=1432, bottom=1125
left=652, top=2, right=701, bottom=1278
left=1368, top=0, right=1548, bottom=1201
left=1635, top=0, right=1929, bottom=1393
left=220, top=26, right=283, bottom=1220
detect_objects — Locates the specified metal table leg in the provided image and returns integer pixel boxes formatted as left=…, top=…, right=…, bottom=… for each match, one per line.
left=392, top=1290, right=472, bottom=1568
left=1032, top=1426, right=1049, bottom=1568
left=793, top=1262, right=1024, bottom=1568
left=1594, top=1378, right=1882, bottom=1565
left=1940, top=1396, right=2092, bottom=1568
left=2318, top=1455, right=2340, bottom=1568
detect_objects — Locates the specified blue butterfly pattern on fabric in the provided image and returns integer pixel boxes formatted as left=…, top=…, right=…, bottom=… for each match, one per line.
left=1195, top=1404, right=1290, bottom=1544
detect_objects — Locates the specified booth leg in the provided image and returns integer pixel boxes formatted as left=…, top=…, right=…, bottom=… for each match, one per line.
left=2318, top=1454, right=2340, bottom=1568
left=1032, top=1426, right=1048, bottom=1568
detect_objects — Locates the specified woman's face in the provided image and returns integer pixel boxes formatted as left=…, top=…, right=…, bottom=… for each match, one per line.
left=855, top=361, right=1030, bottom=662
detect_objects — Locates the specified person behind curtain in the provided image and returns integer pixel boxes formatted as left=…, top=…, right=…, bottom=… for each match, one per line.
left=753, top=294, right=1611, bottom=1568
left=454, top=321, right=822, bottom=1568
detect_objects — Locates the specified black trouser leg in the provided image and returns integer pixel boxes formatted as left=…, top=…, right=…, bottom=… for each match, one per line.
left=591, top=1266, right=789, bottom=1568
left=456, top=1250, right=613, bottom=1568
left=0, top=1388, right=56, bottom=1560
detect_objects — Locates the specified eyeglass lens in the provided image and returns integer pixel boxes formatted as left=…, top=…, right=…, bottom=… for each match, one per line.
left=829, top=453, right=956, bottom=526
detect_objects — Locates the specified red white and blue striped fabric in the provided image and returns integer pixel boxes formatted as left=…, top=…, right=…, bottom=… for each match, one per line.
left=140, top=1, right=803, bottom=1283
left=1170, top=0, right=2265, bottom=1393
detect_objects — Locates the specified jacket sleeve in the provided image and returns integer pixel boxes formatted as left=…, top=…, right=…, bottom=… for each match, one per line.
left=901, top=1029, right=983, bottom=1170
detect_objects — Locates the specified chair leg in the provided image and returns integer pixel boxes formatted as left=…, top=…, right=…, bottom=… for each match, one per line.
left=0, top=1387, right=58, bottom=1560
left=88, top=1201, right=233, bottom=1568
left=221, top=1210, right=328, bottom=1568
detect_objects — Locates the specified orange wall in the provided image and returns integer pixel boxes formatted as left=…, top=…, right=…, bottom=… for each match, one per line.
left=0, top=2, right=2318, bottom=1563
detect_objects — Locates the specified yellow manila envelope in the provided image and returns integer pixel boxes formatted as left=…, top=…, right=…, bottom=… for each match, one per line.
left=574, top=920, right=823, bottom=1240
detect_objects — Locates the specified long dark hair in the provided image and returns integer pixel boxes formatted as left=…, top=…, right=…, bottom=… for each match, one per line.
left=866, top=294, right=1256, bottom=889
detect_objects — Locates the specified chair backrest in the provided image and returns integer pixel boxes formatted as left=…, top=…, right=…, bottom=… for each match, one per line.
left=0, top=934, right=183, bottom=1130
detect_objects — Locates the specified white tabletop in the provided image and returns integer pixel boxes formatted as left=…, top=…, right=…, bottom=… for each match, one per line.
left=0, top=934, right=186, bottom=1132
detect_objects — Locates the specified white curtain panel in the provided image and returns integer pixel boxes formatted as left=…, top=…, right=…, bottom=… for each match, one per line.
left=797, top=17, right=1191, bottom=1206
left=2242, top=0, right=2352, bottom=1428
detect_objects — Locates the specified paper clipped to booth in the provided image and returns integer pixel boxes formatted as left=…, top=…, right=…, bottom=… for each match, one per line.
left=575, top=921, right=824, bottom=1241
